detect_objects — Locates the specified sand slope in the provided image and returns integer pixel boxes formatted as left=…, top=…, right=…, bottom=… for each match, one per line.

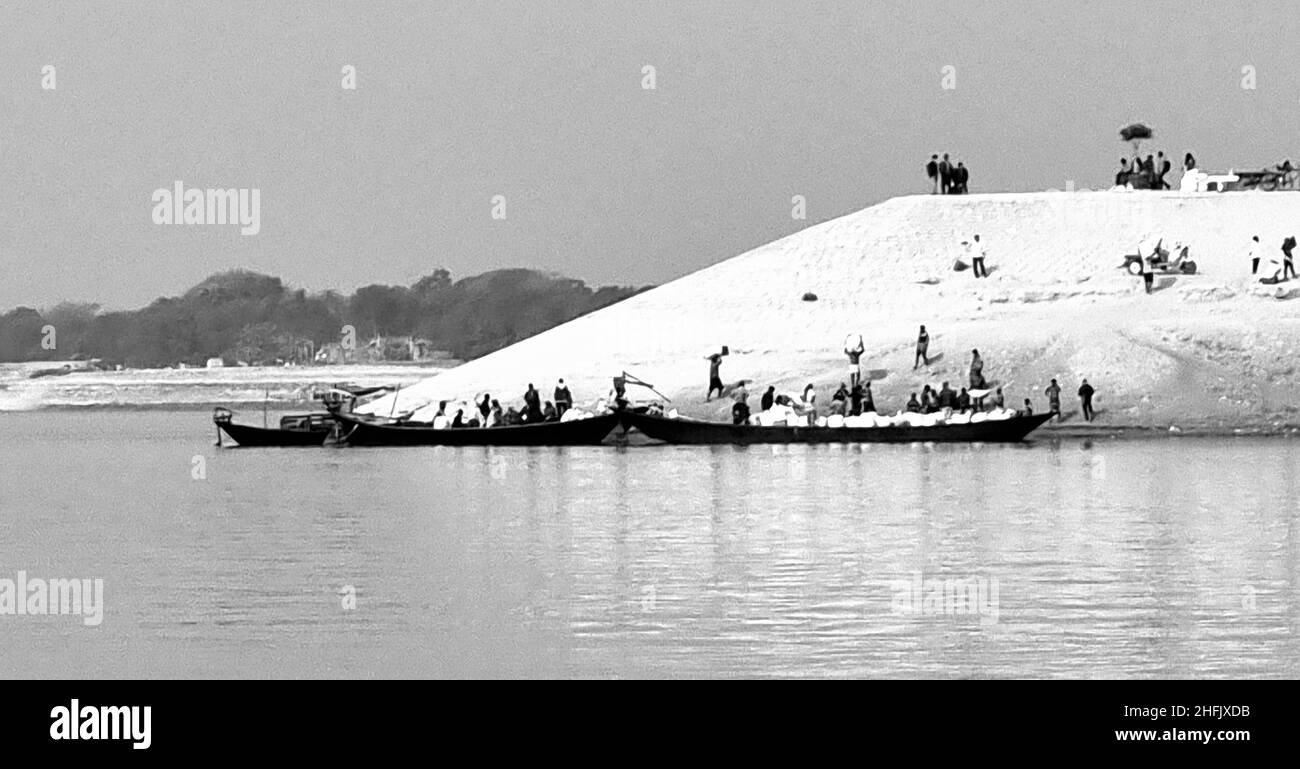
left=362, top=191, right=1300, bottom=429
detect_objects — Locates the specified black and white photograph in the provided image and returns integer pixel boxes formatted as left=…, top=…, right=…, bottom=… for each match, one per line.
left=1, top=0, right=1296, bottom=751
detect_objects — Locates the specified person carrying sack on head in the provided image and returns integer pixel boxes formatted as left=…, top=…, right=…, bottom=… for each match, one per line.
left=843, top=332, right=865, bottom=387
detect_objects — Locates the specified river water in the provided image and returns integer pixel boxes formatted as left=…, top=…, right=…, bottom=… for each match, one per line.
left=1, top=410, right=1296, bottom=678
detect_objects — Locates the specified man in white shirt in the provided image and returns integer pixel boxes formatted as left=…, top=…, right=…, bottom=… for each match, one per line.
left=1248, top=235, right=1262, bottom=275
left=969, top=234, right=988, bottom=278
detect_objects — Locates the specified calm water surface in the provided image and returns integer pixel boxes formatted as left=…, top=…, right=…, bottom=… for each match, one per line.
left=1, top=411, right=1297, bottom=678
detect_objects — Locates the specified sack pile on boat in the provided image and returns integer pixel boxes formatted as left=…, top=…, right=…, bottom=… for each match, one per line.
left=736, top=405, right=1020, bottom=428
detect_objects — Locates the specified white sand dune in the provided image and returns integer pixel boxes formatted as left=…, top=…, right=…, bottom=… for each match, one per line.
left=362, top=191, right=1300, bottom=429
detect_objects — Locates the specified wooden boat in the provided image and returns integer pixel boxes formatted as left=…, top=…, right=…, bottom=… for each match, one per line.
left=619, top=410, right=1055, bottom=445
left=213, top=407, right=335, bottom=447
left=332, top=410, right=623, bottom=446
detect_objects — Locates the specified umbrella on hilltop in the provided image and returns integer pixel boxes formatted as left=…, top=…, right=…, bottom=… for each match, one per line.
left=1119, top=122, right=1153, bottom=156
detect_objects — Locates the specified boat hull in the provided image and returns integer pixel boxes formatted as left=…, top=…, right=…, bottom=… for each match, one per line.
left=620, top=411, right=1055, bottom=445
left=215, top=421, right=333, bottom=447
left=334, top=411, right=623, bottom=446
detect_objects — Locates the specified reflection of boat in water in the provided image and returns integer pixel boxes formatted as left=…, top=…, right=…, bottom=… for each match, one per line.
left=619, top=410, right=1054, bottom=445
left=213, top=407, right=335, bottom=447
left=332, top=409, right=623, bottom=446
left=28, top=364, right=74, bottom=379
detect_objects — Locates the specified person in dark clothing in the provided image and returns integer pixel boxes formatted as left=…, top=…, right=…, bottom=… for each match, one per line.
left=522, top=384, right=543, bottom=422
left=1283, top=236, right=1297, bottom=280
left=503, top=406, right=521, bottom=425
left=906, top=393, right=922, bottom=412
left=862, top=382, right=876, bottom=413
left=849, top=382, right=864, bottom=415
left=1156, top=151, right=1168, bottom=189
left=760, top=386, right=776, bottom=411
left=542, top=401, right=557, bottom=422
left=956, top=387, right=971, bottom=412
left=955, top=162, right=969, bottom=193
left=451, top=409, right=465, bottom=428
left=969, top=349, right=984, bottom=389
left=478, top=393, right=492, bottom=424
left=1078, top=379, right=1095, bottom=422
left=1115, top=158, right=1130, bottom=186
left=926, top=154, right=939, bottom=193
left=1022, top=399, right=1033, bottom=415
left=829, top=385, right=847, bottom=416
left=937, top=381, right=956, bottom=409
left=732, top=398, right=751, bottom=425
left=1184, top=152, right=1196, bottom=171
left=938, top=153, right=952, bottom=194
left=706, top=354, right=724, bottom=400
left=612, top=376, right=629, bottom=411
left=914, top=325, right=930, bottom=368
left=993, top=387, right=1005, bottom=409
left=1044, top=379, right=1062, bottom=418
left=1250, top=235, right=1262, bottom=274
left=554, top=379, right=573, bottom=417
left=1159, top=152, right=1172, bottom=189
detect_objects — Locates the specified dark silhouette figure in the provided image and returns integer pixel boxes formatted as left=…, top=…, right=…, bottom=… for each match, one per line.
left=938, top=153, right=952, bottom=194
left=706, top=354, right=724, bottom=400
left=914, top=325, right=930, bottom=368
left=1078, top=379, right=1096, bottom=422
left=926, top=154, right=939, bottom=193
left=1044, top=379, right=1062, bottom=418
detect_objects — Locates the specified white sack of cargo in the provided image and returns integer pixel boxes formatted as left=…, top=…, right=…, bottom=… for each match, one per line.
left=971, top=411, right=989, bottom=423
left=948, top=412, right=972, bottom=425
left=827, top=414, right=845, bottom=428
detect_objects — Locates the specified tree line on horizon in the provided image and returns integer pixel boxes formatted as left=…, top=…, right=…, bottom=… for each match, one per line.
left=0, top=269, right=650, bottom=367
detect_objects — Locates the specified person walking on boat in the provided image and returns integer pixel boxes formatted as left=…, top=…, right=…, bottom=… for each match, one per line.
left=706, top=353, right=725, bottom=400
left=844, top=332, right=865, bottom=387
left=554, top=379, right=573, bottom=417
left=914, top=325, right=930, bottom=369
left=1045, top=379, right=1062, bottom=419
left=1078, top=379, right=1096, bottom=422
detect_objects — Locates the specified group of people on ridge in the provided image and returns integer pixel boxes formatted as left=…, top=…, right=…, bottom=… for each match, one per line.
left=1114, top=151, right=1188, bottom=190
left=431, top=379, right=575, bottom=428
left=926, top=153, right=971, bottom=194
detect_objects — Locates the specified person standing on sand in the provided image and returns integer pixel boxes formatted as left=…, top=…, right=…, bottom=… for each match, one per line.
left=1136, top=237, right=1155, bottom=293
left=970, top=234, right=988, bottom=278
left=1045, top=379, right=1062, bottom=419
left=1078, top=379, right=1096, bottom=422
left=1283, top=236, right=1297, bottom=280
left=926, top=154, right=939, bottom=194
left=969, top=349, right=984, bottom=389
left=914, top=325, right=930, bottom=368
left=1249, top=235, right=1262, bottom=275
left=706, top=353, right=724, bottom=400
left=938, top=154, right=952, bottom=195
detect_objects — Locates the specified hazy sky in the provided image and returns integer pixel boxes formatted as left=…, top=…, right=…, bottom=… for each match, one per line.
left=3, top=1, right=1298, bottom=309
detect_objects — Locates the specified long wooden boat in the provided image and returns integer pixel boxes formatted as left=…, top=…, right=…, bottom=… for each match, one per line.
left=333, top=410, right=623, bottom=446
left=619, top=410, right=1055, bottom=445
left=213, top=407, right=334, bottom=447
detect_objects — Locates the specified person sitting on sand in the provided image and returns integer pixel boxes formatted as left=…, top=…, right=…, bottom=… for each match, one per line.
left=906, top=393, right=922, bottom=413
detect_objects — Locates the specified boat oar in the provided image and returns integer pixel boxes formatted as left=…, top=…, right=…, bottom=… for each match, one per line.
left=622, top=371, right=671, bottom=402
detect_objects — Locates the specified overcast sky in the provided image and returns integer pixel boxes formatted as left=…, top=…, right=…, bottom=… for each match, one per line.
left=2, top=0, right=1298, bottom=309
